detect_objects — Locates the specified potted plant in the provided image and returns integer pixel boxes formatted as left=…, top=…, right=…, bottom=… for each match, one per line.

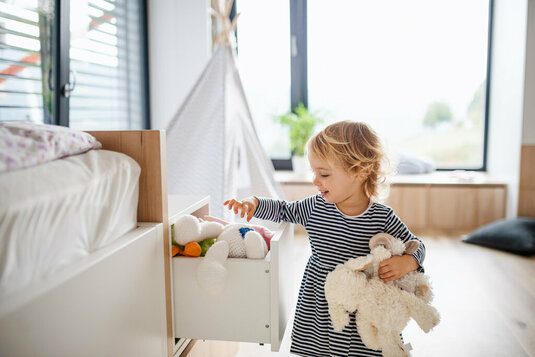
left=274, top=103, right=324, bottom=174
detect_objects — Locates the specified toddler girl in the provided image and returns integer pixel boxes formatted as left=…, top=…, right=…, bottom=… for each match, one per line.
left=225, top=120, right=425, bottom=357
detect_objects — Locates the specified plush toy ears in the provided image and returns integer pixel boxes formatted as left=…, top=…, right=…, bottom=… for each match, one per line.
left=404, top=240, right=420, bottom=255
left=369, top=233, right=394, bottom=251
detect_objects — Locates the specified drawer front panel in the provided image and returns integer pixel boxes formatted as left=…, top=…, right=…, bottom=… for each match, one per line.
left=173, top=258, right=271, bottom=343
left=269, top=221, right=295, bottom=351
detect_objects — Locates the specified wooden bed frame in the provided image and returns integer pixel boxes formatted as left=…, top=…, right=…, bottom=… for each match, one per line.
left=0, top=130, right=174, bottom=357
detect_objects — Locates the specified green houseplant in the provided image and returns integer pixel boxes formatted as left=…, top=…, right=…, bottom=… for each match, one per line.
left=274, top=103, right=324, bottom=157
left=274, top=103, right=324, bottom=174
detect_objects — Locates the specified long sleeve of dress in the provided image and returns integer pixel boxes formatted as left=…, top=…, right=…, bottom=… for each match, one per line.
left=253, top=195, right=317, bottom=227
left=383, top=208, right=426, bottom=272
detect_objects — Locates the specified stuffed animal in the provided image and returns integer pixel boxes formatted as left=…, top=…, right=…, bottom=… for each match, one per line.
left=203, top=215, right=274, bottom=249
left=359, top=233, right=433, bottom=303
left=324, top=233, right=440, bottom=357
left=171, top=215, right=224, bottom=257
left=196, top=223, right=269, bottom=295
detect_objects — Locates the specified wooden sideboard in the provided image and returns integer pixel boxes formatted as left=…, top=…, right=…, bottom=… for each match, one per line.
left=518, top=145, right=535, bottom=217
left=276, top=171, right=507, bottom=234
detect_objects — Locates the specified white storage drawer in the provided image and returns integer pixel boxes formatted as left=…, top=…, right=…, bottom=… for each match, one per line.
left=173, top=222, right=294, bottom=352
left=173, top=256, right=270, bottom=340
left=168, top=195, right=295, bottom=352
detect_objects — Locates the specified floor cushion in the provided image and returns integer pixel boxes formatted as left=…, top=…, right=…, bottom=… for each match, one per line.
left=462, top=217, right=535, bottom=256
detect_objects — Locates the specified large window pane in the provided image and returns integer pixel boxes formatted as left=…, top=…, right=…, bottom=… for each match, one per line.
left=69, top=0, right=145, bottom=130
left=236, top=0, right=291, bottom=157
left=308, top=0, right=490, bottom=169
left=0, top=0, right=55, bottom=123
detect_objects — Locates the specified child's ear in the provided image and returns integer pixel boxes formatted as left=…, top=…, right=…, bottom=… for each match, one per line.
left=353, top=170, right=366, bottom=182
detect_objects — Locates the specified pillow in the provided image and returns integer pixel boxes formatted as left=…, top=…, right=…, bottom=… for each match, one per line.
left=0, top=121, right=101, bottom=174
left=462, top=218, right=535, bottom=256
left=396, top=151, right=436, bottom=174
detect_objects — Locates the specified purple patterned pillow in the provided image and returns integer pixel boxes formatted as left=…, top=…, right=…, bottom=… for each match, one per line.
left=0, top=122, right=102, bottom=173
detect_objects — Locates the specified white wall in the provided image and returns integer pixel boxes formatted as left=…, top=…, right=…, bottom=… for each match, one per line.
left=522, top=0, right=535, bottom=145
left=147, top=0, right=212, bottom=130
left=487, top=0, right=529, bottom=217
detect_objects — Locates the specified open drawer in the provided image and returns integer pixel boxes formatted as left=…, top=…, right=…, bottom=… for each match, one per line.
left=168, top=195, right=295, bottom=352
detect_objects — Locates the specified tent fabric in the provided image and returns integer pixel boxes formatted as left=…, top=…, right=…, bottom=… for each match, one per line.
left=166, top=45, right=284, bottom=221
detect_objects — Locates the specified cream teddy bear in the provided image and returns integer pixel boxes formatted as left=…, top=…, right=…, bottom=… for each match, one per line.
left=324, top=233, right=440, bottom=357
left=359, top=233, right=433, bottom=303
left=196, top=223, right=268, bottom=295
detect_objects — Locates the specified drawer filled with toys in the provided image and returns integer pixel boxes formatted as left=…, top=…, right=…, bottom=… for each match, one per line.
left=169, top=214, right=294, bottom=351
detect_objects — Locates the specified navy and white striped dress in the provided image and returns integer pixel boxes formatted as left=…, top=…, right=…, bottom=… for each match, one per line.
left=254, top=194, right=426, bottom=357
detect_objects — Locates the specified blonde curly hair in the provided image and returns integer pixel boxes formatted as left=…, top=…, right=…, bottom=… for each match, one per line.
left=307, top=120, right=390, bottom=201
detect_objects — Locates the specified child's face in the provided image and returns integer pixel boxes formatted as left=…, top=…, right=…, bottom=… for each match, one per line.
left=308, top=151, right=365, bottom=206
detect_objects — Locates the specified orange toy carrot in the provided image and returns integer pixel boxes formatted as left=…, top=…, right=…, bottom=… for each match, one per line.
left=172, top=242, right=202, bottom=257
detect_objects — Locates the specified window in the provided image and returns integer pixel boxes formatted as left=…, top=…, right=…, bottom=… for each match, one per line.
left=308, top=0, right=492, bottom=170
left=237, top=0, right=493, bottom=170
left=0, top=0, right=149, bottom=129
left=235, top=0, right=291, bottom=158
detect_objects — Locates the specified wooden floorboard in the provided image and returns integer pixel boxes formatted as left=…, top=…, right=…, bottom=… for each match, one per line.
left=405, top=235, right=533, bottom=357
left=455, top=238, right=535, bottom=356
left=234, top=232, right=535, bottom=357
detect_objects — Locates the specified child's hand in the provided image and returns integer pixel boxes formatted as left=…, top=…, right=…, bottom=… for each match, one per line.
left=378, top=255, right=419, bottom=282
left=224, top=197, right=258, bottom=222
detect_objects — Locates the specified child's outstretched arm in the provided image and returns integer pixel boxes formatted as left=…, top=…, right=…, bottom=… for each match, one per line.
left=224, top=197, right=258, bottom=222
left=224, top=195, right=317, bottom=226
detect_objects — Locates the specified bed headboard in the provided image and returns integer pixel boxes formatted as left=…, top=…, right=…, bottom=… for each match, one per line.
left=87, top=130, right=168, bottom=224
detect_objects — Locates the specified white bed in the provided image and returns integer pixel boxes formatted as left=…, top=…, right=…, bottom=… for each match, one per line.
left=0, top=149, right=140, bottom=297
left=0, top=129, right=171, bottom=357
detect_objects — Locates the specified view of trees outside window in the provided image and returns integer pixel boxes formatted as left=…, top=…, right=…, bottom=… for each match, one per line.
left=307, top=0, right=490, bottom=169
left=237, top=0, right=490, bottom=169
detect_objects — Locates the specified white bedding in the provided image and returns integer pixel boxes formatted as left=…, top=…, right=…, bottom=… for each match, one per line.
left=0, top=150, right=140, bottom=297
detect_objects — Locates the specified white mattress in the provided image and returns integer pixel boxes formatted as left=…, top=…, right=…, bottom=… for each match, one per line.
left=0, top=150, right=140, bottom=297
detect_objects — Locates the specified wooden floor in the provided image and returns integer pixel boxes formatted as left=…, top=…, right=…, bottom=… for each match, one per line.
left=215, top=231, right=535, bottom=357
left=403, top=233, right=535, bottom=357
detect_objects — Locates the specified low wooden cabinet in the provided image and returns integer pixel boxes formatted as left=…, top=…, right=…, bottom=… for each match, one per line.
left=389, top=184, right=506, bottom=232
left=277, top=172, right=507, bottom=233
left=518, top=145, right=535, bottom=217
left=385, top=185, right=428, bottom=230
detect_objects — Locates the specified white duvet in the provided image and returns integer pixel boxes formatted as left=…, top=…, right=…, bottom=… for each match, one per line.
left=0, top=150, right=140, bottom=297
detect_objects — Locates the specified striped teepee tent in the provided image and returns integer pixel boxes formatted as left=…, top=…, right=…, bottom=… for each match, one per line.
left=166, top=0, right=283, bottom=220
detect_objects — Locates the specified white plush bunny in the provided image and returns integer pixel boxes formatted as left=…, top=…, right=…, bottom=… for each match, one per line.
left=173, top=215, right=224, bottom=246
left=196, top=224, right=268, bottom=295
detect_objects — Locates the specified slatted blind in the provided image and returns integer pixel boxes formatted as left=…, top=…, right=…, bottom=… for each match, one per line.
left=0, top=1, right=53, bottom=123
left=69, top=0, right=145, bottom=130
left=0, top=0, right=146, bottom=129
